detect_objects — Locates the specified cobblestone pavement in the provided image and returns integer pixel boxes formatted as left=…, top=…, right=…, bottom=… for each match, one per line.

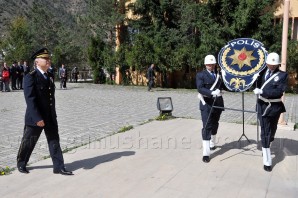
left=0, top=83, right=297, bottom=168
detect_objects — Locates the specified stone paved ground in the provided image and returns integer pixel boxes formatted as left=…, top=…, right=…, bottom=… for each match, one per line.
left=0, top=83, right=297, bottom=168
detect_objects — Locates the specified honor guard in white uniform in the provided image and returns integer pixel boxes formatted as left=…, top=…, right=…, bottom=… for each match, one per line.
left=253, top=52, right=288, bottom=172
left=196, top=55, right=225, bottom=163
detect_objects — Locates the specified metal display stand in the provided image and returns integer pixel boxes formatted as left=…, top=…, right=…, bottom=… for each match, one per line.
left=213, top=92, right=259, bottom=143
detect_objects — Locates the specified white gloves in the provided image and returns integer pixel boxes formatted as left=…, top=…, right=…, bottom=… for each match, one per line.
left=211, top=89, right=221, bottom=97
left=253, top=88, right=263, bottom=95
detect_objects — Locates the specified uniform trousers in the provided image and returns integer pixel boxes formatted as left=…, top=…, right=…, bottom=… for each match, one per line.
left=17, top=76, right=23, bottom=89
left=201, top=105, right=222, bottom=140
left=148, top=79, right=154, bottom=91
left=11, top=76, right=17, bottom=89
left=258, top=113, right=280, bottom=148
left=17, top=123, right=64, bottom=170
left=60, top=77, right=67, bottom=88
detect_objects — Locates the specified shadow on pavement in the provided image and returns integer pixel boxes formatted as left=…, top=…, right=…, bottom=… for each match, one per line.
left=67, top=151, right=136, bottom=171
left=154, top=89, right=169, bottom=92
left=270, top=138, right=298, bottom=168
left=28, top=151, right=135, bottom=172
left=210, top=138, right=298, bottom=169
left=27, top=164, right=53, bottom=170
left=211, top=139, right=258, bottom=161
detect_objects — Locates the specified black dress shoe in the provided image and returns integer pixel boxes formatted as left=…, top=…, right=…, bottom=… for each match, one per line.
left=210, top=146, right=216, bottom=150
left=202, top=156, right=210, bottom=163
left=18, top=166, right=29, bottom=174
left=53, top=168, right=73, bottom=175
left=263, top=165, right=272, bottom=172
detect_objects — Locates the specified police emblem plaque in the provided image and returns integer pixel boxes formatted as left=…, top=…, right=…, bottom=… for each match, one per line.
left=218, top=38, right=267, bottom=92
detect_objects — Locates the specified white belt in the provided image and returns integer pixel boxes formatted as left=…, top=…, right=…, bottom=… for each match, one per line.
left=258, top=95, right=281, bottom=116
left=197, top=93, right=206, bottom=105
left=198, top=93, right=222, bottom=105
left=198, top=73, right=221, bottom=105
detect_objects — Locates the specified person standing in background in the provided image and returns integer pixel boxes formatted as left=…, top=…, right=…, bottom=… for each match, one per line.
left=10, top=61, right=18, bottom=90
left=147, top=64, right=155, bottom=91
left=72, top=67, right=79, bottom=83
left=23, top=61, right=30, bottom=76
left=48, top=62, right=56, bottom=81
left=2, top=62, right=11, bottom=92
left=59, top=64, right=67, bottom=89
left=17, top=61, right=24, bottom=89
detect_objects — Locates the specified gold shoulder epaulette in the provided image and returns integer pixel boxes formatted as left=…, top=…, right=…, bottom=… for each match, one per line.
left=29, top=70, right=37, bottom=75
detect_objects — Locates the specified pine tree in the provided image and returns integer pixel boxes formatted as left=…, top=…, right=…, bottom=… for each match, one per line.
left=2, top=16, right=32, bottom=63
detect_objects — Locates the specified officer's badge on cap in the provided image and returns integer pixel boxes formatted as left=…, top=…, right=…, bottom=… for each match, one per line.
left=31, top=48, right=50, bottom=60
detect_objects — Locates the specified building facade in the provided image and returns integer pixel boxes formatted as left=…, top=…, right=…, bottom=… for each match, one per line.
left=275, top=0, right=298, bottom=41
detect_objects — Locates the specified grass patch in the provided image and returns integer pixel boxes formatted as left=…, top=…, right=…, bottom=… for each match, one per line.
left=0, top=166, right=14, bottom=176
left=43, top=155, right=50, bottom=160
left=294, top=123, right=298, bottom=130
left=179, top=116, right=194, bottom=119
left=118, top=125, right=134, bottom=133
left=155, top=113, right=176, bottom=121
left=62, top=143, right=89, bottom=153
left=140, top=119, right=154, bottom=125
left=249, top=121, right=258, bottom=125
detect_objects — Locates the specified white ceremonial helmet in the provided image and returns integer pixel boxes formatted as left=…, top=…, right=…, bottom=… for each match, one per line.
left=204, top=55, right=217, bottom=65
left=266, top=52, right=280, bottom=65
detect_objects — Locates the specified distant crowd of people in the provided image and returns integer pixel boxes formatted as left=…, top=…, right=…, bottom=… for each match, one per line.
left=0, top=61, right=30, bottom=92
left=0, top=61, right=86, bottom=92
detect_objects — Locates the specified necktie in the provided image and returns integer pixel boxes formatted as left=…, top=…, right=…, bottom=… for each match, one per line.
left=43, top=73, right=48, bottom=79
left=265, top=71, right=272, bottom=81
left=211, top=71, right=216, bottom=80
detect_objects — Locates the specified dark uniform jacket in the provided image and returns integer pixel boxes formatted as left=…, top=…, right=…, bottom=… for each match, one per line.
left=196, top=70, right=224, bottom=111
left=24, top=69, right=57, bottom=126
left=147, top=67, right=155, bottom=80
left=255, top=68, right=287, bottom=116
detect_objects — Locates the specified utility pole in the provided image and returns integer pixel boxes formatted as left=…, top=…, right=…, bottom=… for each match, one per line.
left=279, top=0, right=290, bottom=125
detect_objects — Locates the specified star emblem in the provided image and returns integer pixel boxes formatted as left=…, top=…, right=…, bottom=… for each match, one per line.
left=228, top=47, right=257, bottom=69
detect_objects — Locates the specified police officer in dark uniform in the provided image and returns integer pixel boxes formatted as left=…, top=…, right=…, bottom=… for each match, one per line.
left=17, top=48, right=73, bottom=175
left=196, top=55, right=224, bottom=163
left=253, top=52, right=288, bottom=172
